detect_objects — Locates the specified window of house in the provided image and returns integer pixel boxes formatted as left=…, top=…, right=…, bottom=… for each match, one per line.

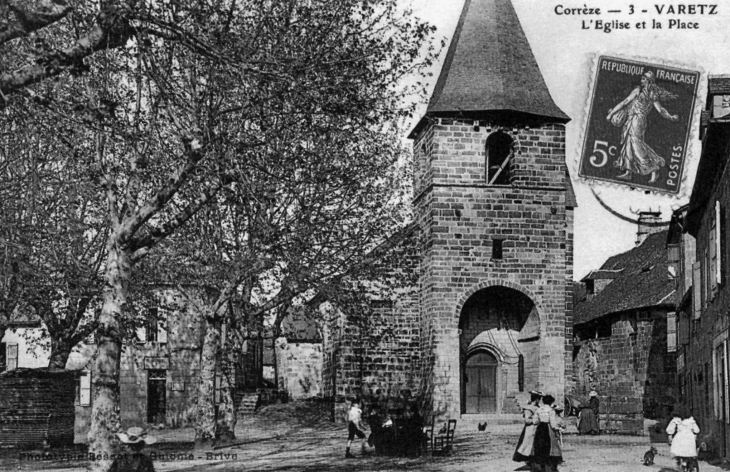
left=719, top=201, right=726, bottom=285
left=518, top=354, right=524, bottom=392
left=668, top=244, right=680, bottom=280
left=715, top=342, right=727, bottom=421
left=712, top=94, right=730, bottom=119
left=492, top=239, right=504, bottom=260
left=585, top=280, right=595, bottom=295
left=678, top=373, right=684, bottom=400
left=0, top=342, right=5, bottom=372
left=702, top=248, right=709, bottom=307
left=6, top=343, right=17, bottom=370
left=667, top=312, right=677, bottom=353
left=596, top=321, right=612, bottom=338
left=485, top=132, right=514, bottom=185
left=77, top=370, right=91, bottom=406
left=137, top=307, right=167, bottom=344
left=706, top=362, right=711, bottom=419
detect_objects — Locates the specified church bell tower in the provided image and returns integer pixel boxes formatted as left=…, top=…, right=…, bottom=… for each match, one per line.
left=410, top=0, right=575, bottom=418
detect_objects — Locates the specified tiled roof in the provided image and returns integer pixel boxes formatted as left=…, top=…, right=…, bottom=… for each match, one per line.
left=6, top=309, right=41, bottom=328
left=581, top=269, right=623, bottom=281
left=708, top=75, right=730, bottom=95
left=574, top=231, right=674, bottom=325
left=412, top=0, right=569, bottom=138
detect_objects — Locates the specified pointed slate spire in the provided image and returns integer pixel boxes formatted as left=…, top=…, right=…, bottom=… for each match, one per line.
left=411, top=0, right=569, bottom=136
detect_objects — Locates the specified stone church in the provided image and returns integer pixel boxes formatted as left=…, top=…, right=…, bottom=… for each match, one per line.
left=323, top=0, right=575, bottom=420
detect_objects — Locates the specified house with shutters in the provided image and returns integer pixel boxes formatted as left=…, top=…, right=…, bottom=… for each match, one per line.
left=76, top=288, right=208, bottom=434
left=571, top=219, right=677, bottom=434
left=674, top=75, right=730, bottom=459
left=0, top=288, right=211, bottom=436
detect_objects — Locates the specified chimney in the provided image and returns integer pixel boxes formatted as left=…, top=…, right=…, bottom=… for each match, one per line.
left=636, top=211, right=663, bottom=246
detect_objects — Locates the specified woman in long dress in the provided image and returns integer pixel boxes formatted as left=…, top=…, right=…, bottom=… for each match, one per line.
left=577, top=390, right=600, bottom=435
left=531, top=394, right=565, bottom=472
left=513, top=390, right=543, bottom=466
left=606, top=71, right=679, bottom=183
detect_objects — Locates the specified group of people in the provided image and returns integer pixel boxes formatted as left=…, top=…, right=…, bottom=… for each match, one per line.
left=513, top=390, right=566, bottom=472
left=345, top=399, right=426, bottom=458
left=346, top=392, right=703, bottom=470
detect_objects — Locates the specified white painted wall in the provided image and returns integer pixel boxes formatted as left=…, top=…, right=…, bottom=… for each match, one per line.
left=1, top=327, right=94, bottom=370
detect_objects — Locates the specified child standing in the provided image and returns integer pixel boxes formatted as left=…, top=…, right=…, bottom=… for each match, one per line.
left=666, top=407, right=700, bottom=466
left=346, top=399, right=367, bottom=458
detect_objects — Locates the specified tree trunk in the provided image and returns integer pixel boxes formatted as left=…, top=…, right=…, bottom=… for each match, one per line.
left=87, top=242, right=131, bottom=472
left=215, top=351, right=237, bottom=443
left=48, top=337, right=73, bottom=369
left=195, top=315, right=221, bottom=448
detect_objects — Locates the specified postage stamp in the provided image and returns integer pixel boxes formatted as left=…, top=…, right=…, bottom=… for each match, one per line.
left=578, top=55, right=701, bottom=194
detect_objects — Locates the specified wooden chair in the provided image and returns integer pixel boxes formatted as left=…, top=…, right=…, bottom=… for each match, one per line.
left=432, top=419, right=457, bottom=455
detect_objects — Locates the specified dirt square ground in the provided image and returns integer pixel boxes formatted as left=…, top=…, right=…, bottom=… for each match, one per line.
left=3, top=401, right=729, bottom=472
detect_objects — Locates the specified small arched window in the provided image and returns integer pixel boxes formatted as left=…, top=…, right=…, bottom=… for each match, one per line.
left=486, top=131, right=514, bottom=185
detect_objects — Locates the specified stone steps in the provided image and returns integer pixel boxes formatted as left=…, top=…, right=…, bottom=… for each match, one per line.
left=236, top=392, right=260, bottom=416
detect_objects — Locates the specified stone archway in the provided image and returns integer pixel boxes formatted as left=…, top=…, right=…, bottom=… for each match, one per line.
left=458, top=285, right=539, bottom=415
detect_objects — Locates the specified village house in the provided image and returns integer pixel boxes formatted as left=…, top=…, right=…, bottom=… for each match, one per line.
left=1, top=285, right=324, bottom=441
left=0, top=288, right=210, bottom=436
left=572, top=218, right=677, bottom=434
left=675, top=75, right=730, bottom=458
left=325, top=0, right=575, bottom=421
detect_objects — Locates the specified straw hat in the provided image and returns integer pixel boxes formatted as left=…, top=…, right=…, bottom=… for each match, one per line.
left=117, top=427, right=157, bottom=445
left=529, top=390, right=544, bottom=396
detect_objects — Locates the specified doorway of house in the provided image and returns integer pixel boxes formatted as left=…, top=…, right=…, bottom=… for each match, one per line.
left=464, top=351, right=497, bottom=413
left=147, top=369, right=167, bottom=424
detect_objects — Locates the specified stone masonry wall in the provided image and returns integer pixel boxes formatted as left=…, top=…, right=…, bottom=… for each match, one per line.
left=415, top=118, right=570, bottom=418
left=323, top=295, right=421, bottom=402
left=573, top=309, right=676, bottom=432
left=565, top=208, right=575, bottom=392
left=275, top=340, right=322, bottom=399
left=321, top=229, right=422, bottom=404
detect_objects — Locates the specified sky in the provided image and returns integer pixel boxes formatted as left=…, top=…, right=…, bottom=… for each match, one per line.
left=402, top=0, right=730, bottom=279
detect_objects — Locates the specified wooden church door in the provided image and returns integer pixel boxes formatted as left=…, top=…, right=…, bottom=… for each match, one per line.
left=465, top=352, right=497, bottom=413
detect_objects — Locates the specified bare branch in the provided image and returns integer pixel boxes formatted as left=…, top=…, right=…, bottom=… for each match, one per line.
left=0, top=0, right=72, bottom=45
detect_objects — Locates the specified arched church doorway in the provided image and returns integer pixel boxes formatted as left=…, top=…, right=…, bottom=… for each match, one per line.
left=459, top=285, right=539, bottom=415
left=464, top=351, right=498, bottom=413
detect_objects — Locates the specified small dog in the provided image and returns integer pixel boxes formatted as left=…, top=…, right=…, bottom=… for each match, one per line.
left=643, top=446, right=658, bottom=466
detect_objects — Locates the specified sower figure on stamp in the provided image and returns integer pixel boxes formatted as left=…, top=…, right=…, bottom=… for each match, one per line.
left=606, top=70, right=679, bottom=183
left=345, top=399, right=367, bottom=458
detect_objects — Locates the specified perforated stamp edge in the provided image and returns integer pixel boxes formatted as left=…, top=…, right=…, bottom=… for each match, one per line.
left=571, top=52, right=707, bottom=200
